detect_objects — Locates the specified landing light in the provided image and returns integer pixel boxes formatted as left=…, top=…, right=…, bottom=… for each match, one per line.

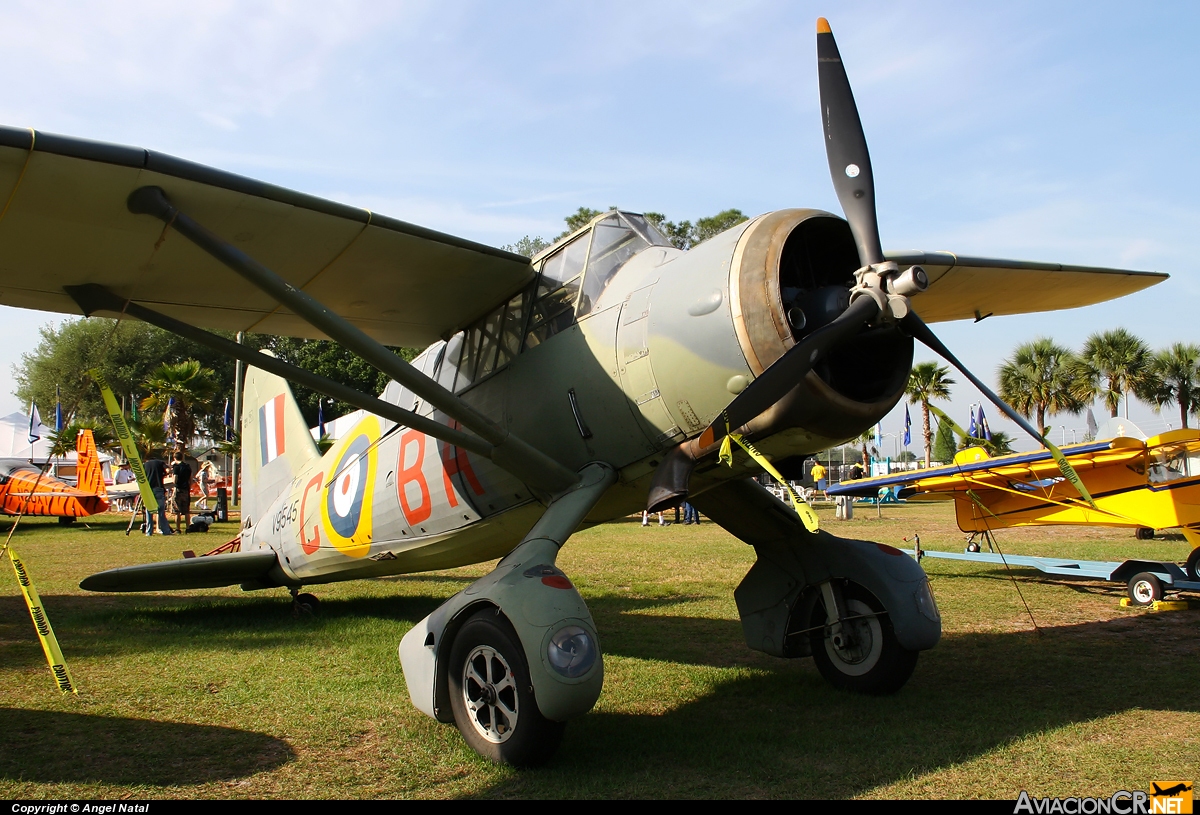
left=547, top=625, right=596, bottom=678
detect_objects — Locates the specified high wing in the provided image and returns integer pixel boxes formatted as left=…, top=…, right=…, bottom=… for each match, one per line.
left=0, top=127, right=534, bottom=347
left=884, top=251, right=1166, bottom=323
left=828, top=438, right=1146, bottom=500
left=0, top=128, right=1167, bottom=346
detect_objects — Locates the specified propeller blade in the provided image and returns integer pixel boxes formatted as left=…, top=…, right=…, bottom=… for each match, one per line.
left=817, top=17, right=884, bottom=267
left=900, top=311, right=1097, bottom=507
left=699, top=294, right=879, bottom=448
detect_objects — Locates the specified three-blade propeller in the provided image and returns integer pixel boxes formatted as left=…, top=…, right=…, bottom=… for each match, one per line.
left=700, top=17, right=1095, bottom=507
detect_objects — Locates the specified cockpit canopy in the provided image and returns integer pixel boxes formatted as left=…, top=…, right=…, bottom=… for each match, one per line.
left=528, top=212, right=672, bottom=341
left=429, top=211, right=671, bottom=395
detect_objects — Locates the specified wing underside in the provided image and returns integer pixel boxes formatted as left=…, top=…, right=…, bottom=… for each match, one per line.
left=885, top=251, right=1166, bottom=323
left=0, top=127, right=535, bottom=347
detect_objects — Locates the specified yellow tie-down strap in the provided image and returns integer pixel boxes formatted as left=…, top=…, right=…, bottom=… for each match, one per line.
left=8, top=545, right=76, bottom=693
left=92, top=370, right=158, bottom=512
left=720, top=432, right=819, bottom=532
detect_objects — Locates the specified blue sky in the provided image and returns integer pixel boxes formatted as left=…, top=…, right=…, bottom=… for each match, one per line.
left=0, top=0, right=1196, bottom=448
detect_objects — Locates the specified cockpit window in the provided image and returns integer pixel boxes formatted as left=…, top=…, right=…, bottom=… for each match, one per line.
left=577, top=214, right=651, bottom=317
left=1148, top=443, right=1200, bottom=483
left=621, top=212, right=673, bottom=248
left=526, top=232, right=588, bottom=349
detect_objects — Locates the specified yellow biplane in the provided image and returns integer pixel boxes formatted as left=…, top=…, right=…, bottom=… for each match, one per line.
left=829, top=430, right=1200, bottom=582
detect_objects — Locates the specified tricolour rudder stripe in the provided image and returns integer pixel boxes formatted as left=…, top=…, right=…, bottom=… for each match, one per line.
left=241, top=354, right=320, bottom=527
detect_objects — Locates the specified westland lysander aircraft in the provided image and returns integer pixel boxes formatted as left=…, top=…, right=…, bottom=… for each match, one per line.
left=830, top=430, right=1200, bottom=581
left=0, top=20, right=1167, bottom=764
left=0, top=429, right=108, bottom=521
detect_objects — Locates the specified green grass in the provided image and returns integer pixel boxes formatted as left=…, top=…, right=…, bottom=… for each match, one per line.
left=1, top=504, right=1197, bottom=799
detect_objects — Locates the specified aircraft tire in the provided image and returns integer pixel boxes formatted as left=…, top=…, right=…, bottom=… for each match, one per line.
left=448, top=608, right=565, bottom=767
left=58, top=516, right=76, bottom=526
left=1135, top=527, right=1155, bottom=540
left=1186, top=548, right=1200, bottom=582
left=1127, top=572, right=1163, bottom=606
left=809, top=584, right=918, bottom=695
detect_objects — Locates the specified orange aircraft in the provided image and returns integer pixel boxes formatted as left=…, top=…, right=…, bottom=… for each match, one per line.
left=0, top=429, right=109, bottom=521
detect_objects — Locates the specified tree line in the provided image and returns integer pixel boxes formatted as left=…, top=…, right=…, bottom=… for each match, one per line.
left=905, top=330, right=1199, bottom=466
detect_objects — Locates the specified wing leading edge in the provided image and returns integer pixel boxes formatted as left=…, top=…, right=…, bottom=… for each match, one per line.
left=0, top=127, right=534, bottom=347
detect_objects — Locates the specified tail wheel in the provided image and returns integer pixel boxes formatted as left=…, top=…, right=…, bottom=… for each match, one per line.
left=1135, top=527, right=1155, bottom=540
left=809, top=583, right=918, bottom=695
left=1127, top=572, right=1164, bottom=606
left=448, top=609, right=564, bottom=767
left=1186, top=548, right=1200, bottom=582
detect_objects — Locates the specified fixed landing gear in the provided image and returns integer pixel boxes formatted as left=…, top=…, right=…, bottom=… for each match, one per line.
left=447, top=608, right=564, bottom=767
left=809, top=582, right=918, bottom=695
left=289, top=588, right=320, bottom=617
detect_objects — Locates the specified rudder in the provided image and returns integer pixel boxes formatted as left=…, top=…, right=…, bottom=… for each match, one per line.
left=240, top=359, right=321, bottom=527
left=74, top=429, right=106, bottom=497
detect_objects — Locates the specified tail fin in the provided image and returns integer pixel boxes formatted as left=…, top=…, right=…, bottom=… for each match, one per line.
left=74, top=429, right=106, bottom=497
left=241, top=360, right=321, bottom=527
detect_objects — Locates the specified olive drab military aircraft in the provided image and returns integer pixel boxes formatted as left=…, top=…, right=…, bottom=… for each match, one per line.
left=0, top=19, right=1167, bottom=765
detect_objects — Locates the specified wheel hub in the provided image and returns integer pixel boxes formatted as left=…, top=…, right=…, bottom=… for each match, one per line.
left=461, top=645, right=519, bottom=744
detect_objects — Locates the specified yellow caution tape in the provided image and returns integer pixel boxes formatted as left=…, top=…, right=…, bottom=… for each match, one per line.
left=92, top=370, right=157, bottom=512
left=8, top=546, right=76, bottom=693
left=721, top=431, right=819, bottom=532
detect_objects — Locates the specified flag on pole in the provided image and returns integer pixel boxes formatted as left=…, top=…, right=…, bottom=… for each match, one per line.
left=903, top=405, right=911, bottom=447
left=164, top=396, right=174, bottom=441
left=318, top=400, right=326, bottom=439
left=55, top=386, right=63, bottom=432
left=131, top=394, right=138, bottom=422
left=1086, top=408, right=1098, bottom=440
left=873, top=422, right=882, bottom=451
left=967, top=408, right=977, bottom=438
left=28, top=404, right=42, bottom=444
left=223, top=398, right=233, bottom=441
left=978, top=406, right=992, bottom=441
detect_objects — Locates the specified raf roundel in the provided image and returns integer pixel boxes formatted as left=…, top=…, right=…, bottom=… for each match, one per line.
left=320, top=416, right=380, bottom=558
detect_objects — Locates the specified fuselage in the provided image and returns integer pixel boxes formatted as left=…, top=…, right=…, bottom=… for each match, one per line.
left=245, top=209, right=912, bottom=587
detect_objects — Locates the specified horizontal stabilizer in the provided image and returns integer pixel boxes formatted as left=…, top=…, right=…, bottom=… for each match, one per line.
left=80, top=549, right=279, bottom=592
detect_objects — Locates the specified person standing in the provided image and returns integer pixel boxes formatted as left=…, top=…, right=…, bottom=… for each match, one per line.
left=113, top=461, right=135, bottom=511
left=196, top=460, right=214, bottom=510
left=683, top=502, right=700, bottom=524
left=810, top=460, right=828, bottom=499
left=142, top=450, right=172, bottom=536
left=171, top=452, right=193, bottom=533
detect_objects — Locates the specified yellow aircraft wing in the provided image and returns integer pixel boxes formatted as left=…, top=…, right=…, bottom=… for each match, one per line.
left=885, top=251, right=1167, bottom=324
left=0, top=127, right=535, bottom=347
left=833, top=432, right=1200, bottom=537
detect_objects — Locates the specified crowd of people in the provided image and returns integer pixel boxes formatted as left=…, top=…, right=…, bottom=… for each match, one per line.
left=114, top=444, right=220, bottom=535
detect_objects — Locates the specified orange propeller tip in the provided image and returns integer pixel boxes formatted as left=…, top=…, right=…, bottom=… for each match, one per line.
left=817, top=17, right=831, bottom=34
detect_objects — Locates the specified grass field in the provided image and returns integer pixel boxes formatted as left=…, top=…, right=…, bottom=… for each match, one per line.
left=1, top=501, right=1197, bottom=800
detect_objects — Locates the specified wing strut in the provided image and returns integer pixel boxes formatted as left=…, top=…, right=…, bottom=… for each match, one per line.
left=123, top=185, right=579, bottom=494
left=64, top=283, right=492, bottom=459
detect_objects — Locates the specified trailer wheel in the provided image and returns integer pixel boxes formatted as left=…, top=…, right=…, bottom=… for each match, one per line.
left=1127, top=572, right=1163, bottom=606
left=1186, top=548, right=1200, bottom=582
left=1135, top=527, right=1155, bottom=540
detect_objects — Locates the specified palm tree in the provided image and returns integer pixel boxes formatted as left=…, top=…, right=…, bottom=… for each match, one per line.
left=129, top=415, right=167, bottom=459
left=906, top=362, right=955, bottom=467
left=1071, top=328, right=1151, bottom=418
left=997, top=338, right=1083, bottom=441
left=140, top=361, right=220, bottom=447
left=1138, top=343, right=1200, bottom=429
left=46, top=421, right=116, bottom=459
